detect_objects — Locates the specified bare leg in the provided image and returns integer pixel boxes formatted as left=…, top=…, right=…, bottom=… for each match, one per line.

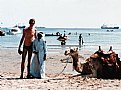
left=20, top=48, right=27, bottom=78
left=27, top=48, right=32, bottom=78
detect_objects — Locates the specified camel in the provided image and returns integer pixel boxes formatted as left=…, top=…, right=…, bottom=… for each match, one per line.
left=88, top=46, right=121, bottom=78
left=64, top=46, right=121, bottom=79
left=64, top=47, right=82, bottom=73
left=64, top=47, right=92, bottom=74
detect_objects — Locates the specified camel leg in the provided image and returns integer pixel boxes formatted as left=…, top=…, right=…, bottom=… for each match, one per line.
left=75, top=66, right=82, bottom=73
left=91, top=69, right=97, bottom=78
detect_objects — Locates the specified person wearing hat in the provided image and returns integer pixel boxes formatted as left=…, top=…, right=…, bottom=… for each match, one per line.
left=30, top=32, right=47, bottom=79
left=18, top=18, right=37, bottom=78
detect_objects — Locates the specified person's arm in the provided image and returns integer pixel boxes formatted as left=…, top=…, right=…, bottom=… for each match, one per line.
left=32, top=39, right=38, bottom=54
left=18, top=29, right=25, bottom=55
left=43, top=40, right=47, bottom=60
left=34, top=29, right=37, bottom=38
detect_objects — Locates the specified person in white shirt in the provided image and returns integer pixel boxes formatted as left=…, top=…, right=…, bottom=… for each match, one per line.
left=30, top=32, right=47, bottom=79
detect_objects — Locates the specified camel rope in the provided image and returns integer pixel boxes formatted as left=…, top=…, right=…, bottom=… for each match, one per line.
left=52, top=57, right=70, bottom=77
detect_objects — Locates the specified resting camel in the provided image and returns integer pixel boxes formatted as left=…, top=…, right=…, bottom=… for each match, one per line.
left=64, top=47, right=92, bottom=74
left=64, top=46, right=121, bottom=79
left=88, top=46, right=121, bottom=78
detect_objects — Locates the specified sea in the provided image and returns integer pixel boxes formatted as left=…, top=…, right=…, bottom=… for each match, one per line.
left=0, top=27, right=121, bottom=54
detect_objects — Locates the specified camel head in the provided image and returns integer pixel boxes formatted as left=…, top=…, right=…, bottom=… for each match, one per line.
left=64, top=47, right=78, bottom=56
left=64, top=47, right=82, bottom=73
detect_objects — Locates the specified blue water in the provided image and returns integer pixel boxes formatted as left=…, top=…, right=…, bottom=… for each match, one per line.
left=0, top=27, right=121, bottom=53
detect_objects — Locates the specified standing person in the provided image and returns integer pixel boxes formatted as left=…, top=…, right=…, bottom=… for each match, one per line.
left=30, top=32, right=47, bottom=79
left=79, top=34, right=83, bottom=47
left=18, top=18, right=37, bottom=78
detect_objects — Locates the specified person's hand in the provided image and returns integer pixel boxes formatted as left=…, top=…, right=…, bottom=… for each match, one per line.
left=33, top=51, right=38, bottom=54
left=44, top=54, right=46, bottom=60
left=18, top=48, right=23, bottom=55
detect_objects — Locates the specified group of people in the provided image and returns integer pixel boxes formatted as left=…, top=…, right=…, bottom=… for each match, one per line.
left=17, top=19, right=87, bottom=79
left=18, top=19, right=47, bottom=79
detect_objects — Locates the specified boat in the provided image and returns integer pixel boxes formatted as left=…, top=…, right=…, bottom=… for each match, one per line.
left=18, top=25, right=25, bottom=28
left=101, top=24, right=119, bottom=29
left=45, top=34, right=60, bottom=36
left=6, top=26, right=21, bottom=35
left=45, top=32, right=61, bottom=36
left=0, top=30, right=5, bottom=36
left=35, top=26, right=45, bottom=28
left=107, top=30, right=114, bottom=32
left=57, top=35, right=67, bottom=41
left=14, top=23, right=26, bottom=28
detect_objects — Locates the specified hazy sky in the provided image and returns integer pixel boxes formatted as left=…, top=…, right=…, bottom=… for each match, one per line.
left=0, top=0, right=121, bottom=28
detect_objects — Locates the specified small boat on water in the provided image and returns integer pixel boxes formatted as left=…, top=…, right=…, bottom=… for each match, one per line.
left=18, top=25, right=25, bottom=28
left=57, top=35, right=67, bottom=41
left=107, top=30, right=114, bottom=32
left=6, top=26, right=21, bottom=35
left=14, top=23, right=26, bottom=28
left=45, top=34, right=60, bottom=36
left=35, top=26, right=45, bottom=28
left=45, top=32, right=61, bottom=36
left=0, top=30, right=5, bottom=36
left=101, top=24, right=119, bottom=29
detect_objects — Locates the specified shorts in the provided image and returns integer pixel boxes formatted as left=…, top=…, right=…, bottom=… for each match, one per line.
left=23, top=43, right=33, bottom=51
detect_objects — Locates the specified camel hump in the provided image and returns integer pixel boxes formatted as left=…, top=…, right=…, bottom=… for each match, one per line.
left=90, top=53, right=99, bottom=59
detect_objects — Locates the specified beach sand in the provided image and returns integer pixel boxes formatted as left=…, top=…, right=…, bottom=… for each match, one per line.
left=1, top=48, right=121, bottom=90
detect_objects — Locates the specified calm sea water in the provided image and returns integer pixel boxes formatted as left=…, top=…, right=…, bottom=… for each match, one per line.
left=0, top=27, right=121, bottom=53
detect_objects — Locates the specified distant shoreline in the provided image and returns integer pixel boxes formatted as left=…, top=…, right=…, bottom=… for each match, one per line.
left=36, top=27, right=101, bottom=29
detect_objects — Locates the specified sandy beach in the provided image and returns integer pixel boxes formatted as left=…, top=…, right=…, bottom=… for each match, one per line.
left=1, top=48, right=121, bottom=90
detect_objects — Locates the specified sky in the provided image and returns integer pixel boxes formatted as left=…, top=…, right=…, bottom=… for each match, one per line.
left=0, top=0, right=121, bottom=28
